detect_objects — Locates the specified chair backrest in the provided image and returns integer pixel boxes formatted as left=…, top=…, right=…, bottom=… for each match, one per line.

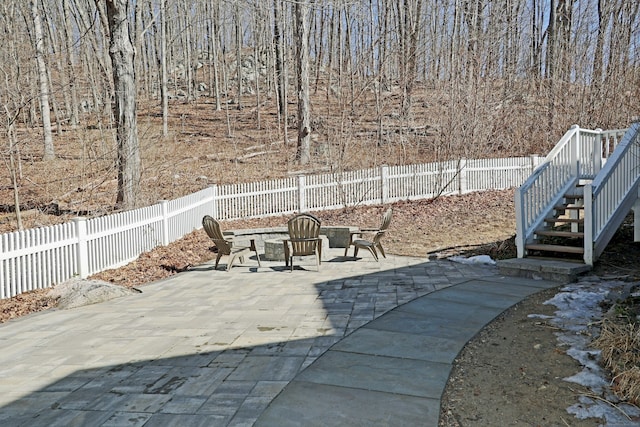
left=287, top=213, right=321, bottom=256
left=202, top=215, right=232, bottom=255
left=373, top=208, right=393, bottom=244
left=379, top=208, right=393, bottom=231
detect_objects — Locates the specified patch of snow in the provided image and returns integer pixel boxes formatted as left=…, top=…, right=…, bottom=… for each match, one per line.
left=564, top=370, right=609, bottom=392
left=528, top=313, right=553, bottom=319
left=447, top=255, right=496, bottom=265
left=568, top=396, right=640, bottom=425
left=534, top=277, right=640, bottom=426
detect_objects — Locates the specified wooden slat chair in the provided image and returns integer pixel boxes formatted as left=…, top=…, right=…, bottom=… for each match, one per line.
left=345, top=207, right=393, bottom=261
left=284, top=213, right=322, bottom=271
left=202, top=215, right=261, bottom=271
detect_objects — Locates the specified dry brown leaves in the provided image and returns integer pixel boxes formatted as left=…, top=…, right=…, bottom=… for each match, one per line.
left=0, top=289, right=58, bottom=324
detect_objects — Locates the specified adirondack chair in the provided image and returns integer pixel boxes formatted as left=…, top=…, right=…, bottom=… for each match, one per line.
left=284, top=213, right=322, bottom=271
left=345, top=207, right=393, bottom=261
left=202, top=215, right=261, bottom=271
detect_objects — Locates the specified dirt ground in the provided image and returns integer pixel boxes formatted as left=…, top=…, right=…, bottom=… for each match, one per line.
left=439, top=286, right=600, bottom=427
left=1, top=189, right=639, bottom=426
left=441, top=285, right=587, bottom=426
left=439, top=216, right=640, bottom=427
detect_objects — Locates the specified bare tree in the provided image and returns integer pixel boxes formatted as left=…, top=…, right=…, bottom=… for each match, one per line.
left=273, top=0, right=289, bottom=143
left=160, top=0, right=169, bottom=136
left=30, top=0, right=55, bottom=161
left=397, top=0, right=423, bottom=118
left=62, top=0, right=80, bottom=128
left=235, top=1, right=243, bottom=109
left=98, top=0, right=141, bottom=209
left=208, top=0, right=222, bottom=111
left=295, top=0, right=311, bottom=164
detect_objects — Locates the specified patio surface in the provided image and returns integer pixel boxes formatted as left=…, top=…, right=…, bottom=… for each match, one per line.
left=0, top=248, right=559, bottom=426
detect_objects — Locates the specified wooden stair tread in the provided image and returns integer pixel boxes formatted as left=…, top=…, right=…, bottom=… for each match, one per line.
left=555, top=205, right=583, bottom=211
left=525, top=243, right=584, bottom=254
left=536, top=230, right=584, bottom=238
left=544, top=217, right=584, bottom=224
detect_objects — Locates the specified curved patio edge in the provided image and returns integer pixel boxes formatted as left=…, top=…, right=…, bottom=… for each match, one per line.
left=255, top=275, right=559, bottom=426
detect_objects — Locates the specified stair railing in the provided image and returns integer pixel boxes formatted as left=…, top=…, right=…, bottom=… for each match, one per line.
left=584, top=122, right=640, bottom=265
left=515, top=125, right=625, bottom=258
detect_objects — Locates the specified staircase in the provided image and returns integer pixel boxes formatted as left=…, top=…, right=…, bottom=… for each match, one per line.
left=514, top=122, right=640, bottom=267
left=525, top=184, right=586, bottom=258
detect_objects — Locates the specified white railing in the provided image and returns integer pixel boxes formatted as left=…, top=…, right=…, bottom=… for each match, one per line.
left=0, top=156, right=541, bottom=299
left=584, top=122, right=640, bottom=264
left=515, top=126, right=627, bottom=258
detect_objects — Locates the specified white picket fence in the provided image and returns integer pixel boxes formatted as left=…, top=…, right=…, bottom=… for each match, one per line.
left=0, top=156, right=541, bottom=299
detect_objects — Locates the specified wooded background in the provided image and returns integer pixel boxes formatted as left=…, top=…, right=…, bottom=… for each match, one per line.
left=1, top=0, right=639, bottom=220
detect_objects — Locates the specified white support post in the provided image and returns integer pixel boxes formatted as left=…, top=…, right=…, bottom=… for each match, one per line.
left=380, top=165, right=389, bottom=204
left=73, top=217, right=89, bottom=278
left=570, top=127, right=579, bottom=178
left=515, top=188, right=525, bottom=258
left=298, top=175, right=307, bottom=212
left=458, top=158, right=467, bottom=194
left=594, top=128, right=603, bottom=174
left=634, top=193, right=640, bottom=243
left=159, top=200, right=169, bottom=246
left=583, top=184, right=594, bottom=265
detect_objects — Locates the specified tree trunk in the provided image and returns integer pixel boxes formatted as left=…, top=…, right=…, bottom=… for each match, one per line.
left=235, top=2, right=243, bottom=109
left=100, top=0, right=141, bottom=209
left=253, top=4, right=261, bottom=130
left=160, top=0, right=169, bottom=136
left=30, top=0, right=55, bottom=161
left=209, top=0, right=222, bottom=111
left=273, top=0, right=288, bottom=143
left=182, top=0, right=194, bottom=101
left=3, top=108, right=23, bottom=230
left=62, top=0, right=79, bottom=128
left=401, top=0, right=423, bottom=118
left=295, top=0, right=311, bottom=164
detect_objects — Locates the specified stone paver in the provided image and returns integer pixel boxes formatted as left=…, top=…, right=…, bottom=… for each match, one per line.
left=0, top=249, right=559, bottom=426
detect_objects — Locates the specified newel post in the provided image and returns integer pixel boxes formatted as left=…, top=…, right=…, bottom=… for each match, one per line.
left=73, top=217, right=89, bottom=279
left=594, top=128, right=603, bottom=174
left=570, top=124, right=580, bottom=177
left=583, top=184, right=594, bottom=265
left=514, top=189, right=525, bottom=258
left=634, top=192, right=640, bottom=243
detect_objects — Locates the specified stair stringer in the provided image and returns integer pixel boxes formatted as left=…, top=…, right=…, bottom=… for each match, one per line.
left=583, top=122, right=640, bottom=265
left=516, top=178, right=579, bottom=257
left=593, top=184, right=639, bottom=261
